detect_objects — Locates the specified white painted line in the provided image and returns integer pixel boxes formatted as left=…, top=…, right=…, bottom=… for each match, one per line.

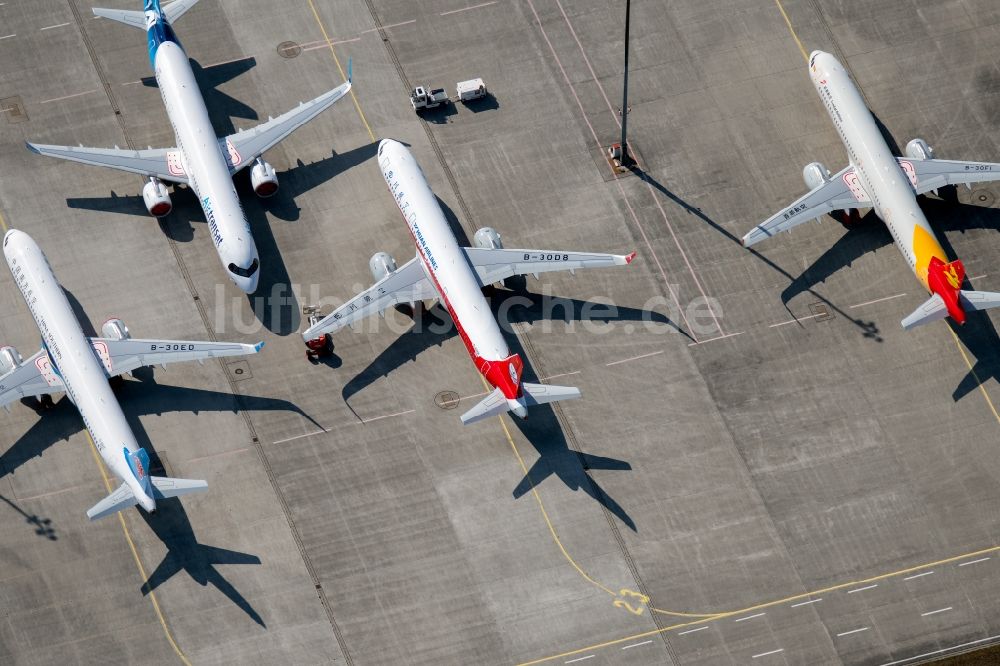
left=769, top=313, right=823, bottom=328
left=920, top=607, right=952, bottom=617
left=17, top=484, right=86, bottom=502
left=850, top=293, right=906, bottom=309
left=272, top=429, right=327, bottom=445
left=969, top=274, right=988, bottom=281
left=734, top=612, right=766, bottom=623
left=790, top=598, right=822, bottom=608
left=38, top=89, right=97, bottom=104
left=564, top=656, right=594, bottom=664
left=958, top=556, right=990, bottom=567
left=752, top=649, right=785, bottom=659
left=302, top=37, right=362, bottom=52
left=877, top=633, right=1000, bottom=665
left=441, top=1, right=497, bottom=15
left=360, top=408, right=415, bottom=424
left=187, top=447, right=249, bottom=464
left=903, top=571, right=934, bottom=581
left=621, top=640, right=652, bottom=650
left=688, top=331, right=745, bottom=346
left=847, top=584, right=878, bottom=594
left=121, top=80, right=143, bottom=86
left=361, top=19, right=416, bottom=34
left=837, top=627, right=869, bottom=637
left=0, top=33, right=15, bottom=41
left=606, top=350, right=663, bottom=366
left=678, top=626, right=708, bottom=636
left=40, top=22, right=70, bottom=31
left=539, top=371, right=581, bottom=381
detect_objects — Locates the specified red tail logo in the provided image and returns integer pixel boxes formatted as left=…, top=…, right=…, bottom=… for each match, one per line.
left=476, top=353, right=523, bottom=400
left=927, top=257, right=966, bottom=324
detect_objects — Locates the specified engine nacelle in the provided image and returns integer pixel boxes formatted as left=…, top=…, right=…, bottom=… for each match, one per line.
left=802, top=162, right=831, bottom=190
left=0, top=346, right=21, bottom=376
left=473, top=227, right=503, bottom=250
left=369, top=252, right=397, bottom=282
left=142, top=177, right=172, bottom=217
left=101, top=318, right=131, bottom=341
left=251, top=159, right=279, bottom=197
left=905, top=138, right=933, bottom=161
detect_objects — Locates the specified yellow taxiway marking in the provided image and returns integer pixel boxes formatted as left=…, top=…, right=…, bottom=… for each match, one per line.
left=947, top=326, right=1000, bottom=423
left=0, top=210, right=8, bottom=232
left=773, top=0, right=809, bottom=62
left=83, top=432, right=192, bottom=665
left=306, top=0, right=377, bottom=143
left=521, top=542, right=1000, bottom=665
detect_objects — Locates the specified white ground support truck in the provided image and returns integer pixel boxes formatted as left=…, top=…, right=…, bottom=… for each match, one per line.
left=410, top=85, right=449, bottom=111
left=457, top=78, right=488, bottom=102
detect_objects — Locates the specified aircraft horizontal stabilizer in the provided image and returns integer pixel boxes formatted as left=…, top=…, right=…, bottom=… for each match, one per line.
left=86, top=482, right=139, bottom=521
left=150, top=475, right=208, bottom=499
left=460, top=388, right=509, bottom=425
left=901, top=290, right=1000, bottom=330
left=460, top=383, right=581, bottom=425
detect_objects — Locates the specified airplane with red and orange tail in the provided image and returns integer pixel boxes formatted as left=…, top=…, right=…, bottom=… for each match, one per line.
left=743, top=50, right=1000, bottom=330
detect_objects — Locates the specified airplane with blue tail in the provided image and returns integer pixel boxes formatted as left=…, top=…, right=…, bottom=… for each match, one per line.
left=27, top=0, right=354, bottom=293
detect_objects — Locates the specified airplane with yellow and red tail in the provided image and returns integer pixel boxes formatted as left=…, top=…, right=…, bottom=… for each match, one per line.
left=743, top=51, right=1000, bottom=330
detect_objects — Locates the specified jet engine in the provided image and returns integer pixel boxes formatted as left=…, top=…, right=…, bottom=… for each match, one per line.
left=0, top=346, right=21, bottom=376
left=251, top=158, right=279, bottom=197
left=142, top=177, right=172, bottom=217
left=905, top=138, right=933, bottom=161
left=369, top=252, right=397, bottom=282
left=473, top=227, right=503, bottom=250
left=802, top=162, right=831, bottom=190
left=101, top=318, right=131, bottom=341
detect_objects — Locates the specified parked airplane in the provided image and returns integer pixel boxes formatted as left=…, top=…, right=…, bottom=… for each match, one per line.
left=27, top=0, right=352, bottom=293
left=743, top=50, right=1000, bottom=330
left=0, top=229, right=263, bottom=520
left=302, top=139, right=635, bottom=424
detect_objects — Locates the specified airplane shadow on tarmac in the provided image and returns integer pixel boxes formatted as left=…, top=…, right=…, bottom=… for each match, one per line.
left=65, top=141, right=380, bottom=336
left=336, top=296, right=643, bottom=530
left=633, top=165, right=886, bottom=341
left=130, top=428, right=265, bottom=628
left=502, top=330, right=637, bottom=531
left=639, top=162, right=1000, bottom=401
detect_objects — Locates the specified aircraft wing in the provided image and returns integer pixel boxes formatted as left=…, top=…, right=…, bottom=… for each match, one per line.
left=88, top=338, right=263, bottom=377
left=899, top=157, right=1000, bottom=195
left=301, top=257, right=435, bottom=339
left=464, top=247, right=635, bottom=286
left=743, top=165, right=870, bottom=247
left=0, top=349, right=65, bottom=411
left=25, top=143, right=189, bottom=184
left=221, top=80, right=353, bottom=174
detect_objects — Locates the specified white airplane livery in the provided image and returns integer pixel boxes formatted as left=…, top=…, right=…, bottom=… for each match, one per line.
left=0, top=229, right=263, bottom=520
left=27, top=0, right=353, bottom=293
left=744, top=50, right=1000, bottom=329
left=303, top=139, right=635, bottom=424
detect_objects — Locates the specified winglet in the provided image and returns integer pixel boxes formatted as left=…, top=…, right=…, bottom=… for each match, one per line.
left=25, top=142, right=40, bottom=155
left=347, top=57, right=353, bottom=83
left=623, top=251, right=637, bottom=265
left=253, top=341, right=265, bottom=353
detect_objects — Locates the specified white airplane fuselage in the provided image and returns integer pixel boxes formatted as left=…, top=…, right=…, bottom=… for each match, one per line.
left=809, top=50, right=951, bottom=293
left=150, top=19, right=259, bottom=292
left=377, top=140, right=528, bottom=416
left=2, top=230, right=156, bottom=512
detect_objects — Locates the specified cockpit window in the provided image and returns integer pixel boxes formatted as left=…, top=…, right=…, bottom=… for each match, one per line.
left=228, top=259, right=259, bottom=278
